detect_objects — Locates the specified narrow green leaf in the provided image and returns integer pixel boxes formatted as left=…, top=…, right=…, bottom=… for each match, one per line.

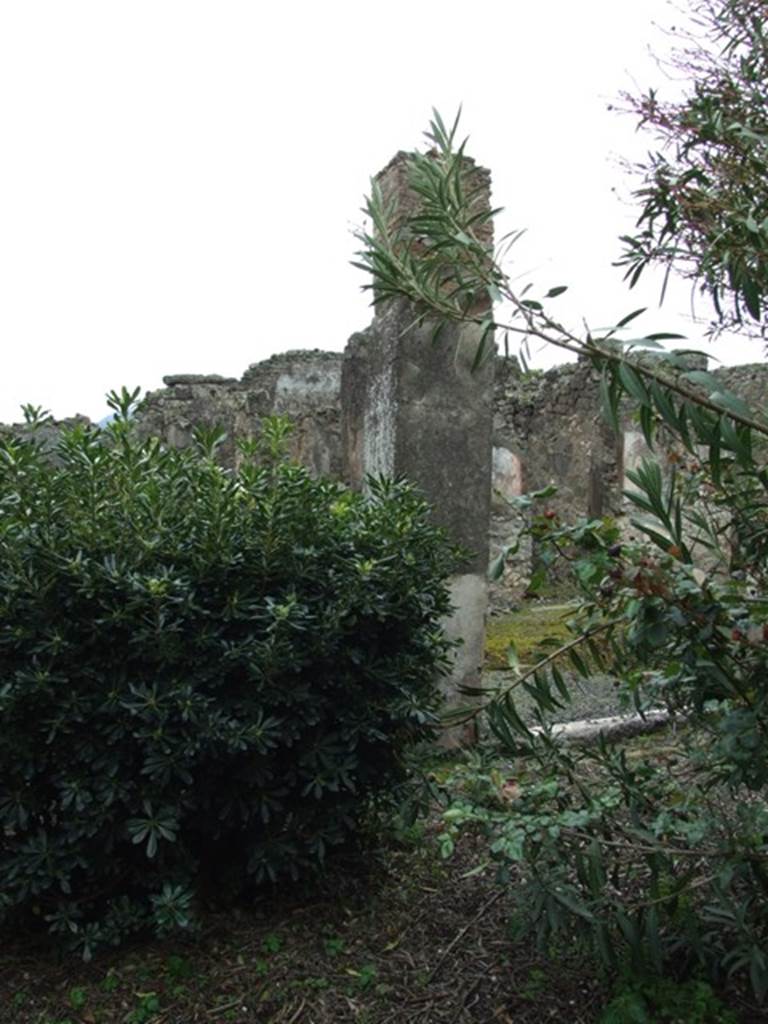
left=430, top=320, right=447, bottom=347
left=649, top=382, right=679, bottom=431
left=599, top=371, right=620, bottom=434
left=639, top=403, right=656, bottom=448
left=506, top=640, right=520, bottom=671
left=616, top=308, right=647, bottom=329
left=630, top=520, right=676, bottom=553
left=683, top=369, right=719, bottom=391
left=489, top=550, right=506, bottom=581
left=618, top=363, right=650, bottom=405
left=742, top=277, right=761, bottom=320
left=569, top=649, right=589, bottom=677
left=709, top=390, right=752, bottom=419
left=551, top=888, right=596, bottom=923
left=551, top=665, right=572, bottom=703
left=708, top=436, right=720, bottom=483
left=471, top=319, right=495, bottom=372
left=623, top=337, right=665, bottom=351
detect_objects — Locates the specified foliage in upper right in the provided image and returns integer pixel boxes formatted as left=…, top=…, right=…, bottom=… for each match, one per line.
left=618, top=0, right=768, bottom=338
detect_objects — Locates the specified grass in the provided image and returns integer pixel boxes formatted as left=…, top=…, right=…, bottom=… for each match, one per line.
left=485, top=601, right=577, bottom=670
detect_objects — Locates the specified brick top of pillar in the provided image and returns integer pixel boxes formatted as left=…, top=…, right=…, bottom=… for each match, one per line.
left=375, top=150, right=494, bottom=250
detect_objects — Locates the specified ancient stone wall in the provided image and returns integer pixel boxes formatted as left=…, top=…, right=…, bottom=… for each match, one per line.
left=0, top=415, right=94, bottom=460
left=716, top=363, right=768, bottom=411
left=4, top=349, right=767, bottom=613
left=489, top=357, right=624, bottom=605
left=487, top=356, right=768, bottom=604
left=493, top=359, right=623, bottom=514
left=135, top=350, right=343, bottom=477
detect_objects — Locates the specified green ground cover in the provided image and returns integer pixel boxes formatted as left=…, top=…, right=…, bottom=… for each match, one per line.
left=484, top=603, right=576, bottom=670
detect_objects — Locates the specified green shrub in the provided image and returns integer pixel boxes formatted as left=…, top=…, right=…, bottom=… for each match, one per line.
left=356, top=108, right=768, bottom=1003
left=599, top=976, right=738, bottom=1024
left=0, top=394, right=458, bottom=957
left=443, top=453, right=768, bottom=1000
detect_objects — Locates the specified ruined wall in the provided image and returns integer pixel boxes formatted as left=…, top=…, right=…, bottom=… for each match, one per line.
left=4, top=349, right=767, bottom=613
left=493, top=358, right=623, bottom=515
left=136, top=350, right=343, bottom=477
left=488, top=357, right=768, bottom=604
left=489, top=357, right=624, bottom=605
left=716, top=363, right=768, bottom=411
left=0, top=414, right=95, bottom=460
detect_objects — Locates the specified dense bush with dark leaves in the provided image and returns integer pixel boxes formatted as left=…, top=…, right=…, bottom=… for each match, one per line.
left=0, top=396, right=458, bottom=956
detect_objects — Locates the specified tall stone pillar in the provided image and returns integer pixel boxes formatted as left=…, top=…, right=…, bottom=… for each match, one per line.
left=342, top=152, right=495, bottom=743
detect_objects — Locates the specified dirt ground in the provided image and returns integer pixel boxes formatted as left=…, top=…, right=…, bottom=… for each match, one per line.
left=1, top=809, right=765, bottom=1024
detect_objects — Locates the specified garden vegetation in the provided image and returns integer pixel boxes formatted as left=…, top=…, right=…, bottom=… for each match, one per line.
left=0, top=398, right=459, bottom=959
left=354, top=0, right=768, bottom=1003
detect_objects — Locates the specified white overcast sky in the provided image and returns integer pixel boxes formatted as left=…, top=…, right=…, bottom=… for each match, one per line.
left=1, top=0, right=763, bottom=424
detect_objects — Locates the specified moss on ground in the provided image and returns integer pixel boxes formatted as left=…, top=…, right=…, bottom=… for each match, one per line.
left=485, top=603, right=577, bottom=670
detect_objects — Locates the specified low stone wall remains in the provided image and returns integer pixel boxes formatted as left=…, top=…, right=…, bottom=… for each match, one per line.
left=4, top=352, right=766, bottom=611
